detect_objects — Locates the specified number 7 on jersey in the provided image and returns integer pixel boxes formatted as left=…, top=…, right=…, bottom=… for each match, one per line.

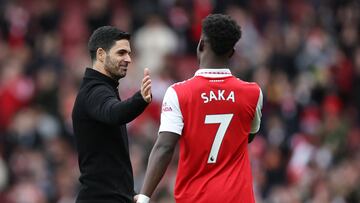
left=205, top=114, right=234, bottom=163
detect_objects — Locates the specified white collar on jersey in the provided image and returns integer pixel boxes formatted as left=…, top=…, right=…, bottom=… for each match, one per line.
left=194, top=68, right=232, bottom=78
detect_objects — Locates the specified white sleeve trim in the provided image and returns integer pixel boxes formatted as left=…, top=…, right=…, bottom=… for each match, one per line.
left=158, top=87, right=184, bottom=135
left=250, top=88, right=263, bottom=133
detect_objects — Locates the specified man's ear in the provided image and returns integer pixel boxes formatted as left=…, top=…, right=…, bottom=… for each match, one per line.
left=96, top=48, right=106, bottom=62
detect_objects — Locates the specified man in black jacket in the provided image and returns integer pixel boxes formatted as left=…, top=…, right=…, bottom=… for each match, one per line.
left=72, top=26, right=152, bottom=203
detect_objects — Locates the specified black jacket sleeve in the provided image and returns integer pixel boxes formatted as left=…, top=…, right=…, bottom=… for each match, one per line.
left=85, top=85, right=149, bottom=125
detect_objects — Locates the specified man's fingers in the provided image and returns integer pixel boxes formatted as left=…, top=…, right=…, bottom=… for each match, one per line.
left=142, top=75, right=150, bottom=83
left=141, top=68, right=151, bottom=103
left=143, top=84, right=152, bottom=94
left=142, top=84, right=152, bottom=95
left=142, top=77, right=151, bottom=93
left=142, top=84, right=152, bottom=103
left=142, top=79, right=151, bottom=88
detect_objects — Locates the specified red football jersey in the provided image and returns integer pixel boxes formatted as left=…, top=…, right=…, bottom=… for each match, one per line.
left=159, top=69, right=262, bottom=203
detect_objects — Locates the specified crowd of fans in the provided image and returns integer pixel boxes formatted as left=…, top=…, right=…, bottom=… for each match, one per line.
left=0, top=0, right=359, bottom=202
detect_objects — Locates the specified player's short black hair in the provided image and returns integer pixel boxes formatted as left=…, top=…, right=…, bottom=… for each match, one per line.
left=88, top=26, right=131, bottom=61
left=202, top=14, right=241, bottom=56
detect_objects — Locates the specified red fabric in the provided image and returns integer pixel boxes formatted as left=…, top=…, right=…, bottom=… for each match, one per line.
left=323, top=95, right=342, bottom=116
left=172, top=75, right=260, bottom=203
left=0, top=77, right=34, bottom=131
left=335, top=57, right=353, bottom=96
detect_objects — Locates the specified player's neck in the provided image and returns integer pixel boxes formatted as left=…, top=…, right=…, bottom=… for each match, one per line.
left=199, top=60, right=228, bottom=69
left=199, top=52, right=229, bottom=69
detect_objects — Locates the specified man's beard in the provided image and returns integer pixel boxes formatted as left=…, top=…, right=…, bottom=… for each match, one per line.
left=105, top=56, right=125, bottom=80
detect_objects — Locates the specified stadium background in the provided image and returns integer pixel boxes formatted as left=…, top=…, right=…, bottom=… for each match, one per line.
left=0, top=0, right=359, bottom=202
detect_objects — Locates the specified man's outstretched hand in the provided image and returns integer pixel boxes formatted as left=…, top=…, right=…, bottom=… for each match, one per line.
left=141, top=68, right=152, bottom=103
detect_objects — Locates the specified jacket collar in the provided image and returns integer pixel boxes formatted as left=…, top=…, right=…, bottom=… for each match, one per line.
left=84, top=68, right=119, bottom=88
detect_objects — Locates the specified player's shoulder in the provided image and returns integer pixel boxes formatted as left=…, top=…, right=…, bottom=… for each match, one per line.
left=170, top=76, right=197, bottom=89
left=166, top=77, right=201, bottom=100
left=233, top=78, right=260, bottom=89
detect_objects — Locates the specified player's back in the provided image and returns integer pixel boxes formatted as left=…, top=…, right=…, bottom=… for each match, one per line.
left=171, top=71, right=260, bottom=203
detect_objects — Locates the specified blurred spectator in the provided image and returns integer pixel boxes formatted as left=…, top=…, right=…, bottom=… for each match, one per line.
left=86, top=0, right=112, bottom=33
left=134, top=14, right=178, bottom=74
left=0, top=56, right=34, bottom=133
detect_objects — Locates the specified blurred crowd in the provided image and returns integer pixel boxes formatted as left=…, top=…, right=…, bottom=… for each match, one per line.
left=0, top=0, right=359, bottom=202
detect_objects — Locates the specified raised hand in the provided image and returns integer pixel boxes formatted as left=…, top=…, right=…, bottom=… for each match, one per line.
left=141, top=68, right=152, bottom=103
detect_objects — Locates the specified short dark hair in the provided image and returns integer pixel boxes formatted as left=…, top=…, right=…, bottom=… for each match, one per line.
left=88, top=26, right=131, bottom=61
left=202, top=14, right=241, bottom=56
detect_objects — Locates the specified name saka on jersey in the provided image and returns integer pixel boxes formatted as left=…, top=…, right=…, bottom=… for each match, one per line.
left=200, top=90, right=235, bottom=103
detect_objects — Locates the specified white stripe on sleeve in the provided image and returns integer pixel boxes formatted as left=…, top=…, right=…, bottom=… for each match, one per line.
left=250, top=88, right=263, bottom=133
left=158, top=87, right=184, bottom=135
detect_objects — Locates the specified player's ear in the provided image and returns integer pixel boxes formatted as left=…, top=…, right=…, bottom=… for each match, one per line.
left=96, top=48, right=106, bottom=62
left=228, top=48, right=235, bottom=58
left=198, top=40, right=205, bottom=52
